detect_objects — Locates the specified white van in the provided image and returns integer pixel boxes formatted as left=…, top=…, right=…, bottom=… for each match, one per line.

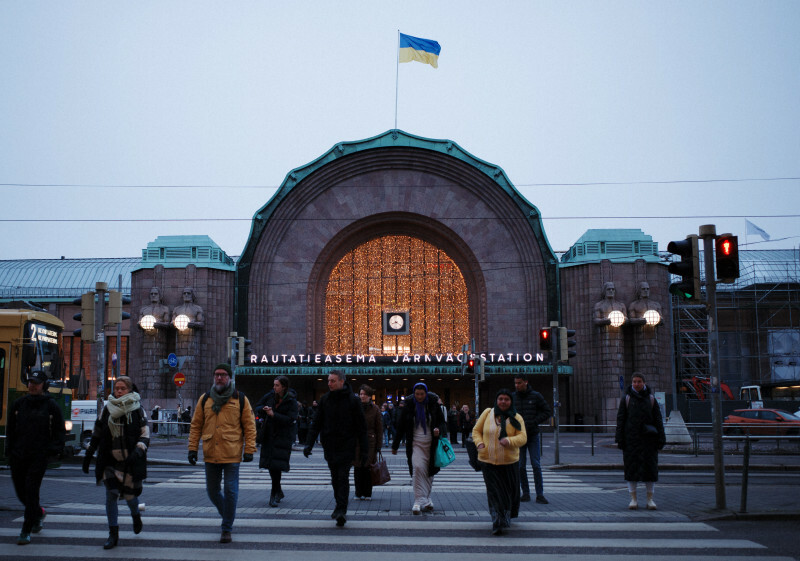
left=70, top=400, right=104, bottom=451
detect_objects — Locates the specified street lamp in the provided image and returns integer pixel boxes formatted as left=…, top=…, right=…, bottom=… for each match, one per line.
left=608, top=310, right=625, bottom=327
left=173, top=314, right=190, bottom=331
left=644, top=309, right=661, bottom=326
left=139, top=314, right=156, bottom=331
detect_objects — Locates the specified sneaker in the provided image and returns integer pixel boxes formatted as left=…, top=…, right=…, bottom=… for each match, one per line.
left=646, top=497, right=657, bottom=510
left=220, top=530, right=232, bottom=543
left=520, top=494, right=531, bottom=502
left=335, top=513, right=347, bottom=527
left=535, top=495, right=549, bottom=504
left=423, top=502, right=434, bottom=512
left=412, top=504, right=421, bottom=515
left=32, top=508, right=46, bottom=533
left=18, top=531, right=31, bottom=545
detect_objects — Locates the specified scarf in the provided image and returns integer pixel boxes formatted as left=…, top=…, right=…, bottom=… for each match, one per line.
left=493, top=404, right=521, bottom=440
left=210, top=382, right=235, bottom=414
left=106, top=392, right=141, bottom=439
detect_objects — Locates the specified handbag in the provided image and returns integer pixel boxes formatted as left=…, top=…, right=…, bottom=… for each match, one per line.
left=434, top=436, right=456, bottom=468
left=370, top=451, right=391, bottom=486
left=465, top=436, right=482, bottom=472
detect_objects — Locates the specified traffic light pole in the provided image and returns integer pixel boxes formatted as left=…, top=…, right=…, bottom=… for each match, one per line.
left=700, top=224, right=726, bottom=510
left=550, top=321, right=560, bottom=465
left=95, top=282, right=107, bottom=399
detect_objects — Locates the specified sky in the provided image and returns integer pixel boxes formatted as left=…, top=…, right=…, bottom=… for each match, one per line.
left=2, top=1, right=799, bottom=261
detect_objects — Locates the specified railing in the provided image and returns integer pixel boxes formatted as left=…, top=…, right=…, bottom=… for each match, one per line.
left=150, top=420, right=191, bottom=439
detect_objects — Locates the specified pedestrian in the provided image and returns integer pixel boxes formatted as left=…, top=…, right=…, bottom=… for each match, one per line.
left=303, top=370, right=367, bottom=527
left=309, top=400, right=320, bottom=443
left=254, top=375, right=298, bottom=507
left=82, top=376, right=149, bottom=549
left=297, top=401, right=310, bottom=446
left=354, top=385, right=382, bottom=500
left=473, top=389, right=527, bottom=535
left=447, top=404, right=459, bottom=445
left=458, top=404, right=475, bottom=448
left=150, top=404, right=160, bottom=435
left=7, top=370, right=65, bottom=546
left=180, top=406, right=192, bottom=434
left=188, top=363, right=257, bottom=543
left=512, top=375, right=552, bottom=504
left=392, top=382, right=447, bottom=514
left=381, top=403, right=392, bottom=446
left=615, top=372, right=666, bottom=510
left=391, top=400, right=405, bottom=446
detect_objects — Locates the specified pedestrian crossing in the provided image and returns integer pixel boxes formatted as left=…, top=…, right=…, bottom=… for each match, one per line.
left=0, top=514, right=793, bottom=561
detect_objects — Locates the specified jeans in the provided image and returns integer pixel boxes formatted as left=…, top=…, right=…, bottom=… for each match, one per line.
left=105, top=489, right=139, bottom=527
left=205, top=463, right=240, bottom=532
left=519, top=432, right=543, bottom=497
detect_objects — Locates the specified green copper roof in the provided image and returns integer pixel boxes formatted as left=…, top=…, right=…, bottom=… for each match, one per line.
left=560, top=229, right=661, bottom=266
left=135, top=235, right=235, bottom=271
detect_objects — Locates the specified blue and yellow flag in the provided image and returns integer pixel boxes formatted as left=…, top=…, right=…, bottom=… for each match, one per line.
left=399, top=33, right=441, bottom=68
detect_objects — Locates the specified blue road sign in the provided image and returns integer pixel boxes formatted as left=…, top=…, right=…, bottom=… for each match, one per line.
left=167, top=353, right=178, bottom=368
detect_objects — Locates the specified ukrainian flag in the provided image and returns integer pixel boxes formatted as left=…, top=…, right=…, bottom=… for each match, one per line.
left=399, top=33, right=441, bottom=68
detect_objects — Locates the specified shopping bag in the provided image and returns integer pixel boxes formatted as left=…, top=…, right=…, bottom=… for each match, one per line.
left=434, top=436, right=456, bottom=468
left=370, top=451, right=391, bottom=485
left=465, top=436, right=482, bottom=471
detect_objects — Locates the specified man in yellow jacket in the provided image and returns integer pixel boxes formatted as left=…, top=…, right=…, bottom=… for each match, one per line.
left=188, top=363, right=257, bottom=544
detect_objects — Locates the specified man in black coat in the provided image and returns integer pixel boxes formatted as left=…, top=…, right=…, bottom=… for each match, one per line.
left=7, top=371, right=65, bottom=545
left=513, top=375, right=552, bottom=504
left=304, top=371, right=367, bottom=527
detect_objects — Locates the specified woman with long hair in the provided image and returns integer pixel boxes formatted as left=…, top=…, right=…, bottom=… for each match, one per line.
left=473, top=388, right=527, bottom=535
left=353, top=385, right=382, bottom=500
left=83, top=376, right=149, bottom=549
left=255, top=376, right=298, bottom=507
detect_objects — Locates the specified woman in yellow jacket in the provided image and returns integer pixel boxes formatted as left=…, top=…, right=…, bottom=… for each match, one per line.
left=472, top=388, right=527, bottom=535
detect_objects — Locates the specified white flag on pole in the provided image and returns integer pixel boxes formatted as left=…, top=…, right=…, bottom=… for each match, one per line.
left=746, top=219, right=770, bottom=241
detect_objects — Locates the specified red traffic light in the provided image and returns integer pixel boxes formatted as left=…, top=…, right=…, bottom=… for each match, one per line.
left=539, top=328, right=552, bottom=351
left=715, top=234, right=739, bottom=283
left=467, top=358, right=475, bottom=373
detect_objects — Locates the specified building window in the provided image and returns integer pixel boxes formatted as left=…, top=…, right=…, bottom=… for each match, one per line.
left=325, top=235, right=469, bottom=356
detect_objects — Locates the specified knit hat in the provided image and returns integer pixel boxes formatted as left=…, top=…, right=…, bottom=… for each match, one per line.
left=213, top=363, right=232, bottom=377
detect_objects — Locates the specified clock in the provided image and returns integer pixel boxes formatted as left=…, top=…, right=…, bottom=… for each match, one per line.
left=383, top=311, right=409, bottom=335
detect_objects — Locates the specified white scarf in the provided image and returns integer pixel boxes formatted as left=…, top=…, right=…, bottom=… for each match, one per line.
left=106, top=392, right=141, bottom=438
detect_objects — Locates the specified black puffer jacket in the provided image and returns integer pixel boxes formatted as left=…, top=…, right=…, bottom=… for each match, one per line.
left=615, top=385, right=666, bottom=482
left=6, top=393, right=65, bottom=462
left=256, top=388, right=298, bottom=472
left=512, top=387, right=551, bottom=435
left=306, top=382, right=367, bottom=465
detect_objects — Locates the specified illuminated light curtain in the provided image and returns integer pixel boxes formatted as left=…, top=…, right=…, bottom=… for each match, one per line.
left=325, top=235, right=469, bottom=355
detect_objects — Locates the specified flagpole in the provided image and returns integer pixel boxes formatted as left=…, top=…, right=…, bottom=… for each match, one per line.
left=395, top=29, right=400, bottom=130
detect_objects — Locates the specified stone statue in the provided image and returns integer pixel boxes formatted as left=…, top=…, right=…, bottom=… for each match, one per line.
left=628, top=281, right=663, bottom=326
left=172, top=287, right=205, bottom=329
left=593, top=281, right=627, bottom=326
left=139, top=286, right=171, bottom=328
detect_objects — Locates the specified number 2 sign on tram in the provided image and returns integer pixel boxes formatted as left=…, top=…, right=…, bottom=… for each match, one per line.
left=173, top=372, right=186, bottom=387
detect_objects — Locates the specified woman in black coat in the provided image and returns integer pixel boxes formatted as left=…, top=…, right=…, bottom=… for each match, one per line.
left=83, top=376, right=149, bottom=549
left=255, top=376, right=298, bottom=507
left=391, top=383, right=447, bottom=514
left=615, top=372, right=666, bottom=510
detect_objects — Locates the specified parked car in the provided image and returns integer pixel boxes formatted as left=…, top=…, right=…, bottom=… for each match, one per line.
left=723, top=408, right=800, bottom=436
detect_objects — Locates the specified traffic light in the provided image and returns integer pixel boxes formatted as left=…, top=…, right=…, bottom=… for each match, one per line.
left=238, top=337, right=253, bottom=366
left=107, top=291, right=131, bottom=325
left=72, top=292, right=96, bottom=341
left=539, top=327, right=552, bottom=351
left=466, top=357, right=475, bottom=374
left=559, top=327, right=576, bottom=362
left=667, top=235, right=701, bottom=301
left=715, top=234, right=740, bottom=283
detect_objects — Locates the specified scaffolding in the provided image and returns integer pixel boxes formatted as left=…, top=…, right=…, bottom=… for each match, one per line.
left=671, top=249, right=800, bottom=400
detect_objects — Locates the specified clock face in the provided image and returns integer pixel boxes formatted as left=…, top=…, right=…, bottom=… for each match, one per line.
left=389, top=314, right=404, bottom=329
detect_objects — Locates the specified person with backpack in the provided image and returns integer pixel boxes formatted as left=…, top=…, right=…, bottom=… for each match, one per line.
left=7, top=370, right=65, bottom=546
left=188, top=363, right=257, bottom=544
left=512, top=375, right=551, bottom=504
left=83, top=376, right=149, bottom=549
left=615, top=372, right=666, bottom=510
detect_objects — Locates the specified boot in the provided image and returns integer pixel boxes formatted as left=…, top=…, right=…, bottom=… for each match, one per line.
left=646, top=493, right=657, bottom=510
left=132, top=513, right=143, bottom=534
left=628, top=491, right=638, bottom=510
left=103, top=526, right=119, bottom=549
left=269, top=494, right=278, bottom=507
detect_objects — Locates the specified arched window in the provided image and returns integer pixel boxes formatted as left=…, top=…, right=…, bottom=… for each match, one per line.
left=325, top=235, right=469, bottom=355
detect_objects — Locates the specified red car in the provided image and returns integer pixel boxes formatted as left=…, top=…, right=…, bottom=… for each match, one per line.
left=723, top=408, right=800, bottom=436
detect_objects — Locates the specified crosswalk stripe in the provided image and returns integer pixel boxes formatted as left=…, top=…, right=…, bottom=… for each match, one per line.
left=1, top=545, right=793, bottom=561
left=0, top=527, right=766, bottom=549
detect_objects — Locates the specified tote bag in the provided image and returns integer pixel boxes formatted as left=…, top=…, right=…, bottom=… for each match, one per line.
left=434, top=436, right=456, bottom=468
left=370, top=451, right=391, bottom=486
